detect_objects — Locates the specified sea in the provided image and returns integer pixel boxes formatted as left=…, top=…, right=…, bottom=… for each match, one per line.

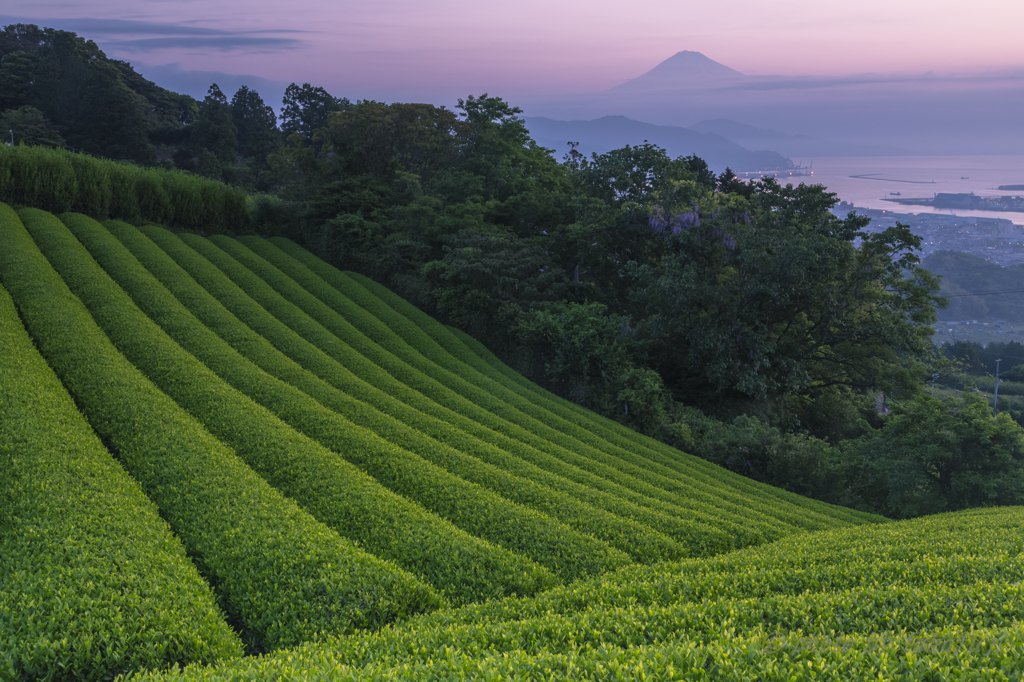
left=738, top=155, right=1024, bottom=225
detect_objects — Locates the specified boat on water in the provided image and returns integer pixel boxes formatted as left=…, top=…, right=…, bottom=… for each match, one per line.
left=961, top=176, right=970, bottom=179
left=890, top=192, right=902, bottom=196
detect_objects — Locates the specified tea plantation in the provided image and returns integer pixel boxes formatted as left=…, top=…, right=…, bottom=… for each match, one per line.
left=1, top=202, right=1021, bottom=680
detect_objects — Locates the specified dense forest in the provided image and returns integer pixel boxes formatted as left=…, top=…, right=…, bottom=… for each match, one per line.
left=925, top=249, right=1024, bottom=321
left=3, top=23, right=1023, bottom=519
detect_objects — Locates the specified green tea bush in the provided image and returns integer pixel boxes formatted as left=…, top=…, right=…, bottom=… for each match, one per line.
left=0, top=205, right=439, bottom=653
left=131, top=507, right=1024, bottom=681
left=58, top=214, right=625, bottom=585
left=209, top=235, right=778, bottom=542
left=86, top=217, right=559, bottom=603
left=231, top=237, right=811, bottom=538
left=0, top=144, right=250, bottom=231
left=0, top=277, right=243, bottom=682
left=347, top=265, right=881, bottom=527
left=112, top=224, right=698, bottom=564
left=166, top=229, right=736, bottom=557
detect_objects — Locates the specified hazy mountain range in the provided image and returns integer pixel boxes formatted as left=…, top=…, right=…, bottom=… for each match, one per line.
left=522, top=51, right=1024, bottom=158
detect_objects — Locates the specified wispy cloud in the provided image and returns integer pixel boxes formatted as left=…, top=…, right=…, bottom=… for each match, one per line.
left=106, top=36, right=304, bottom=52
left=0, top=15, right=310, bottom=52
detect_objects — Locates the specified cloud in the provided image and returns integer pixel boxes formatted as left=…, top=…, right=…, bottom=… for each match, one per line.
left=106, top=36, right=305, bottom=52
left=0, top=15, right=309, bottom=52
left=132, top=61, right=291, bottom=107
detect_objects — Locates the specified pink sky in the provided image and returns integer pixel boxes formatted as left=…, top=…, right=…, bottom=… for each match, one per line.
left=5, top=0, right=1023, bottom=100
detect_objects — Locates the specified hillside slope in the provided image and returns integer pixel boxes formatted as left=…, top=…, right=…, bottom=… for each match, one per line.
left=0, top=203, right=937, bottom=680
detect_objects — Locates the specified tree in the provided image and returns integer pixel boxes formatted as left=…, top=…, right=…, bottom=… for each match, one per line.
left=280, top=82, right=348, bottom=149
left=847, top=392, right=1024, bottom=517
left=231, top=85, right=278, bottom=163
left=0, top=49, right=35, bottom=109
left=629, top=178, right=944, bottom=403
left=0, top=105, right=64, bottom=146
left=190, top=84, right=237, bottom=166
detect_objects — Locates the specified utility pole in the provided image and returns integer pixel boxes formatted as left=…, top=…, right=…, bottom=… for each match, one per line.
left=994, top=359, right=1002, bottom=416
left=932, top=373, right=940, bottom=396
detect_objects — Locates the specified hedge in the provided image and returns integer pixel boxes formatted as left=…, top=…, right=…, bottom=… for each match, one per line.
left=57, top=214, right=627, bottom=585
left=113, top=224, right=709, bottom=563
left=0, top=144, right=249, bottom=231
left=267, top=238, right=866, bottom=531
left=87, top=218, right=560, bottom=604
left=170, top=231, right=742, bottom=555
left=0, top=276, right=243, bottom=681
left=208, top=235, right=783, bottom=544
left=220, top=236, right=798, bottom=541
left=2, top=205, right=440, bottom=653
left=345, top=264, right=883, bottom=526
left=131, top=507, right=1024, bottom=681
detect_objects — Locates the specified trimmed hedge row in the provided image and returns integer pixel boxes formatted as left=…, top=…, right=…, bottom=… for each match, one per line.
left=168, top=231, right=739, bottom=556
left=201, top=234, right=773, bottom=545
left=119, top=226, right=713, bottom=563
left=0, top=276, right=243, bottom=681
left=279, top=242, right=867, bottom=531
left=133, top=624, right=1024, bottom=681
left=227, top=237, right=802, bottom=539
left=68, top=218, right=554, bottom=605
left=2, top=206, right=440, bottom=653
left=351, top=270, right=882, bottom=526
left=130, top=507, right=1024, bottom=681
left=303, top=245, right=878, bottom=529
left=447, top=323, right=885, bottom=526
left=62, top=215, right=626, bottom=585
left=0, top=144, right=250, bottom=232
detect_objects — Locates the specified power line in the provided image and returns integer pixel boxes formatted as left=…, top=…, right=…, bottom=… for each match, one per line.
left=942, top=289, right=1024, bottom=297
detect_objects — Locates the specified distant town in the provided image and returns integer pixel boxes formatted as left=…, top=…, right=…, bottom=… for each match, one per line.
left=831, top=201, right=1024, bottom=266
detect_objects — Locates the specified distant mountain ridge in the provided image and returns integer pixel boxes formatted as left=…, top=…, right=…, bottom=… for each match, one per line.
left=608, top=51, right=745, bottom=92
left=525, top=114, right=792, bottom=171
left=689, top=119, right=903, bottom=157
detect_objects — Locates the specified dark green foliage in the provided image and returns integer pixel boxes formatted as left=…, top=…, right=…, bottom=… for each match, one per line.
left=231, top=85, right=278, bottom=162
left=0, top=268, right=243, bottom=681
left=0, top=206, right=440, bottom=653
left=630, top=179, right=942, bottom=402
left=280, top=82, right=348, bottom=147
left=0, top=104, right=64, bottom=146
left=0, top=143, right=250, bottom=230
left=190, top=84, right=237, bottom=168
left=0, top=24, right=157, bottom=163
left=88, top=217, right=558, bottom=603
left=925, top=249, right=1024, bottom=322
left=844, top=393, right=1024, bottom=517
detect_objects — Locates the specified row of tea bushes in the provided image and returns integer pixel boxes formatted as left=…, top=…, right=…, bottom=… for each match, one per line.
left=81, top=217, right=559, bottom=603
left=130, top=507, right=1024, bottom=680
left=0, top=144, right=249, bottom=232
left=113, top=224, right=694, bottom=564
left=2, top=206, right=440, bottom=653
left=61, top=215, right=625, bottom=585
left=225, top=237, right=805, bottom=540
left=331, top=262, right=880, bottom=527
left=165, top=230, right=738, bottom=555
left=0, top=277, right=242, bottom=681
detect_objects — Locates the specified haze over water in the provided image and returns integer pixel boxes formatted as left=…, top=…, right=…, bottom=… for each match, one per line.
left=743, top=155, right=1024, bottom=224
